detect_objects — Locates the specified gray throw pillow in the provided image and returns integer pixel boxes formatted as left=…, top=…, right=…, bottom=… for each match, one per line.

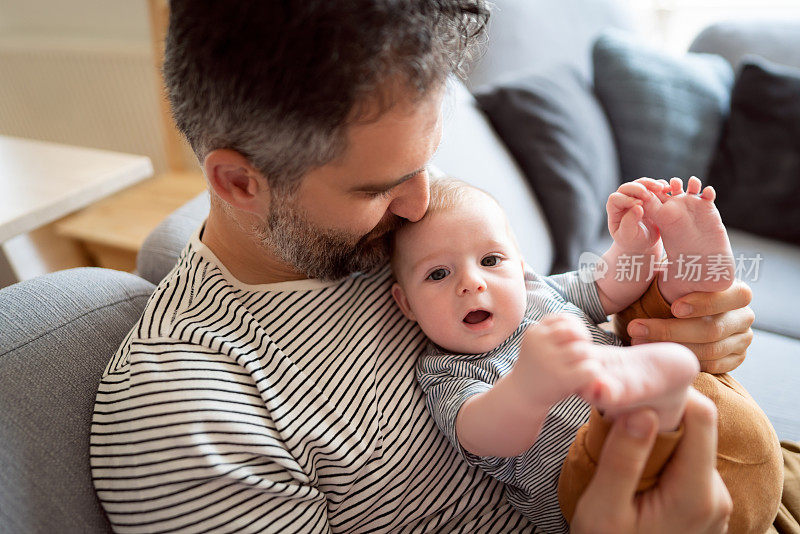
left=593, top=29, right=734, bottom=183
left=474, top=65, right=619, bottom=274
left=707, top=57, right=800, bottom=245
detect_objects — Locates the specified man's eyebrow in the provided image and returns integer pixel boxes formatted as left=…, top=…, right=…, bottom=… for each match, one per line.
left=350, top=168, right=424, bottom=193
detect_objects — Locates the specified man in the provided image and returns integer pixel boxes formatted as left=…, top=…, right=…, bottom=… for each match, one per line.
left=90, top=2, right=752, bottom=531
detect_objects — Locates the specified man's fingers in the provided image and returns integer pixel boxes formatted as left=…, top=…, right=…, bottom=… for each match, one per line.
left=661, top=389, right=719, bottom=489
left=584, top=409, right=658, bottom=504
left=661, top=390, right=733, bottom=534
left=636, top=329, right=752, bottom=363
left=697, top=352, right=746, bottom=375
left=630, top=307, right=754, bottom=345
left=671, top=280, right=753, bottom=318
left=679, top=330, right=752, bottom=367
left=631, top=329, right=751, bottom=374
left=711, top=471, right=735, bottom=533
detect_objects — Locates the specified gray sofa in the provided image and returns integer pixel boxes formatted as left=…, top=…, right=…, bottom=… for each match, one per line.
left=2, top=1, right=799, bottom=532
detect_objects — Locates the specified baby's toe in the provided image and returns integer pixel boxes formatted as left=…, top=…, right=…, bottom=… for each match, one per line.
left=550, top=324, right=591, bottom=345
left=669, top=177, right=684, bottom=195
left=593, top=376, right=624, bottom=407
left=686, top=176, right=702, bottom=195
left=541, top=314, right=589, bottom=341
left=634, top=177, right=663, bottom=192
left=701, top=185, right=716, bottom=202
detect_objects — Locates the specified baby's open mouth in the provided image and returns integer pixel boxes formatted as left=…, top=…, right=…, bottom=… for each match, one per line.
left=463, top=309, right=492, bottom=324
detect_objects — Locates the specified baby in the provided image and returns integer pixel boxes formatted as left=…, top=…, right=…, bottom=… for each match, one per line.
left=390, top=176, right=782, bottom=534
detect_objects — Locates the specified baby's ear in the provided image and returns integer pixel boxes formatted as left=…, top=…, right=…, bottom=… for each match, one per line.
left=391, top=282, right=416, bottom=321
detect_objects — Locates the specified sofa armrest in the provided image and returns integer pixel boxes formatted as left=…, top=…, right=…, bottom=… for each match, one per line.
left=689, top=20, right=800, bottom=69
left=137, top=191, right=210, bottom=285
left=0, top=268, right=155, bottom=533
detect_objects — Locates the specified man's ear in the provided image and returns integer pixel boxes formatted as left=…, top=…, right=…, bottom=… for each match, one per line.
left=391, top=282, right=416, bottom=321
left=204, top=148, right=269, bottom=215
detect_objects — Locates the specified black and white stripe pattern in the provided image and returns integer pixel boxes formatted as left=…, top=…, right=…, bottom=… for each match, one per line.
left=417, top=269, right=620, bottom=534
left=91, top=226, right=539, bottom=533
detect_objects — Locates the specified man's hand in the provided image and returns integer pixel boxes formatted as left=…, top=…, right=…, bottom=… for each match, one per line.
left=627, top=280, right=755, bottom=374
left=571, top=389, right=732, bottom=534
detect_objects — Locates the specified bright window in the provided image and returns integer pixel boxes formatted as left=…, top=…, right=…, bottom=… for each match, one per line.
left=625, top=0, right=800, bottom=53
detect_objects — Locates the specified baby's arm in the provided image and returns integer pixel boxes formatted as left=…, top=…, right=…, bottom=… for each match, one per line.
left=595, top=181, right=664, bottom=315
left=456, top=315, right=602, bottom=457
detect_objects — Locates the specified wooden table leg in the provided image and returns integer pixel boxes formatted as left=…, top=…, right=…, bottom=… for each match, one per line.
left=0, top=223, right=94, bottom=289
left=0, top=244, right=18, bottom=289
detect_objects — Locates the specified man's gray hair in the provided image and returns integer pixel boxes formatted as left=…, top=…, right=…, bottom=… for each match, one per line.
left=164, top=0, right=490, bottom=189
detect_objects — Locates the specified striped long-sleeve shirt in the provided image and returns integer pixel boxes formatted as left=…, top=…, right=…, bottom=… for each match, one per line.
left=417, top=268, right=620, bottom=534
left=90, top=224, right=538, bottom=533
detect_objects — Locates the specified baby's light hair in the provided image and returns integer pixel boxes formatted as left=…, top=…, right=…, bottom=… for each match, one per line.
left=425, top=177, right=484, bottom=217
left=390, top=177, right=511, bottom=279
left=390, top=177, right=481, bottom=255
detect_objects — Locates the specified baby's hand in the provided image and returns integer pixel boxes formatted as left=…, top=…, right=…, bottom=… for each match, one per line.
left=606, top=180, right=663, bottom=253
left=513, top=314, right=604, bottom=408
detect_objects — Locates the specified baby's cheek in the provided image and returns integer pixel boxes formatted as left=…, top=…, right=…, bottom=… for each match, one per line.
left=416, top=310, right=452, bottom=344
left=415, top=306, right=462, bottom=352
left=409, top=298, right=444, bottom=335
left=505, top=280, right=528, bottom=324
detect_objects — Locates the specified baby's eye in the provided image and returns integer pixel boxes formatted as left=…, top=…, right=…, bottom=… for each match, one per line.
left=481, top=255, right=502, bottom=267
left=427, top=268, right=450, bottom=281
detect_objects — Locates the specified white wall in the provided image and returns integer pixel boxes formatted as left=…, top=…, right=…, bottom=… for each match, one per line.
left=0, top=0, right=151, bottom=44
left=0, top=0, right=193, bottom=176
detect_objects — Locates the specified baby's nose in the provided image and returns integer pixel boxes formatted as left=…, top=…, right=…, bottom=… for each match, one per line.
left=459, top=271, right=486, bottom=295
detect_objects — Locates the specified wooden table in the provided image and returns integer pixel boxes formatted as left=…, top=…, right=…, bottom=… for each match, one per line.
left=56, top=170, right=207, bottom=272
left=0, top=136, right=153, bottom=286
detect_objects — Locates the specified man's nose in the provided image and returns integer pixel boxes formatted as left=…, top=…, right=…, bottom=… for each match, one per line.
left=388, top=171, right=429, bottom=222
left=458, top=268, right=486, bottom=295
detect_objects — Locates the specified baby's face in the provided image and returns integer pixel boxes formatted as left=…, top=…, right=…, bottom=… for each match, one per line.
left=391, top=193, right=527, bottom=354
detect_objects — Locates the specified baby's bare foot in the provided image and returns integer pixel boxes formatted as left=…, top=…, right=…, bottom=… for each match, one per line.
left=582, top=342, right=699, bottom=432
left=519, top=314, right=604, bottom=407
left=637, top=177, right=734, bottom=303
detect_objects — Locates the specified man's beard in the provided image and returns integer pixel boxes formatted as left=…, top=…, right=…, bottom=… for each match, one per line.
left=253, top=195, right=404, bottom=281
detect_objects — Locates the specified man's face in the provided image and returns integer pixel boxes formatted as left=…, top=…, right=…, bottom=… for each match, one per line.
left=256, top=88, right=444, bottom=280
left=391, top=193, right=528, bottom=354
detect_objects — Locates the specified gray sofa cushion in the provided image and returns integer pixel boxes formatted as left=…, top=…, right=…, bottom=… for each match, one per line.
left=707, top=57, right=800, bottom=246
left=0, top=268, right=155, bottom=533
left=728, top=229, right=800, bottom=340
left=593, top=29, right=734, bottom=182
left=137, top=191, right=209, bottom=285
left=732, top=328, right=800, bottom=441
left=474, top=65, right=619, bottom=274
left=465, top=0, right=634, bottom=89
